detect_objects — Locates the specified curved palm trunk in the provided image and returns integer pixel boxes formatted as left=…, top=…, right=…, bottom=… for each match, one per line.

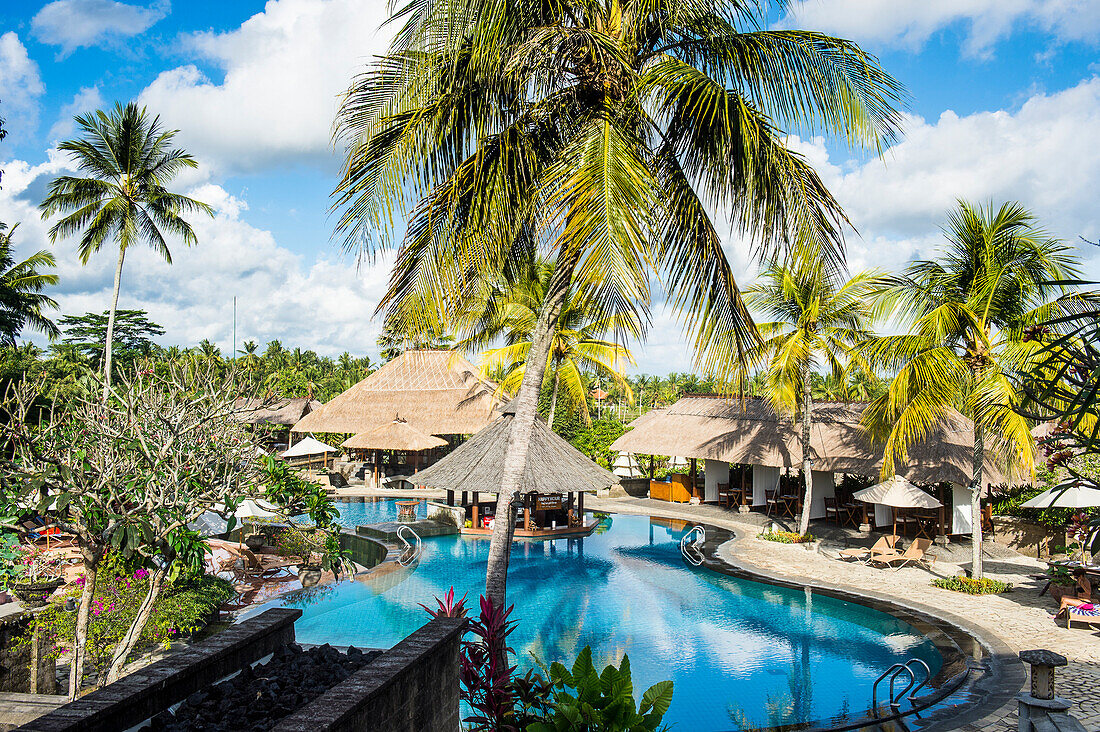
left=971, top=424, right=984, bottom=579
left=799, top=362, right=814, bottom=536
left=485, top=263, right=574, bottom=608
left=102, top=246, right=126, bottom=401
left=104, top=562, right=169, bottom=684
left=547, top=367, right=560, bottom=429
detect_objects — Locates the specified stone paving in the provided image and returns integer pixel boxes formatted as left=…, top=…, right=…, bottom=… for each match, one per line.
left=589, top=496, right=1100, bottom=731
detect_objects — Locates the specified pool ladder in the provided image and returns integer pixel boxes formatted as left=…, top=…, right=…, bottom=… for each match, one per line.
left=680, top=525, right=706, bottom=566
left=396, top=525, right=422, bottom=566
left=871, top=658, right=932, bottom=720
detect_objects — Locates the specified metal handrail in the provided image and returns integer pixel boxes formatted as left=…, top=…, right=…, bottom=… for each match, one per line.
left=888, top=666, right=916, bottom=708
left=872, top=664, right=907, bottom=713
left=396, top=525, right=422, bottom=566
left=903, top=658, right=932, bottom=705
left=680, top=525, right=706, bottom=566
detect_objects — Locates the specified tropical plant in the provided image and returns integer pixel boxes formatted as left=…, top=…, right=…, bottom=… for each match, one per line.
left=59, top=309, right=165, bottom=370
left=334, top=0, right=903, bottom=606
left=930, top=576, right=1012, bottom=595
left=39, top=101, right=212, bottom=398
left=0, top=224, right=60, bottom=345
left=460, top=258, right=639, bottom=427
left=863, top=200, right=1089, bottom=578
left=528, top=647, right=674, bottom=732
left=745, top=254, right=886, bottom=534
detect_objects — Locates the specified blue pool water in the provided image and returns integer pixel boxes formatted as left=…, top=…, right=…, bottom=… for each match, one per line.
left=268, top=499, right=942, bottom=730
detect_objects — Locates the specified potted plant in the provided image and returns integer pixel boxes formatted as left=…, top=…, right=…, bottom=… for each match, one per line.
left=9, top=544, right=64, bottom=608
left=0, top=533, right=24, bottom=604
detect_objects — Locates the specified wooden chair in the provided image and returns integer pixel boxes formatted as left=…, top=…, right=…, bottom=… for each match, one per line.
left=764, top=488, right=780, bottom=517
left=838, top=535, right=900, bottom=563
left=823, top=496, right=839, bottom=523
left=870, top=537, right=938, bottom=571
left=717, top=483, right=732, bottom=507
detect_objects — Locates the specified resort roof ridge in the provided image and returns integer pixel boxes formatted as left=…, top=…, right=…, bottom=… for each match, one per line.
left=292, top=349, right=500, bottom=436
left=679, top=392, right=874, bottom=407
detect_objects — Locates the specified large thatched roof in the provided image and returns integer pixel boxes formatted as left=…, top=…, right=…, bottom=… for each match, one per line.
left=610, top=395, right=1018, bottom=486
left=414, top=407, right=618, bottom=494
left=233, top=397, right=323, bottom=426
left=341, top=419, right=448, bottom=451
left=292, top=350, right=500, bottom=436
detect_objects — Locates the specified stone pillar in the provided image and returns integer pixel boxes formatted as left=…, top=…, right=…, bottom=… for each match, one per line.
left=1017, top=649, right=1070, bottom=732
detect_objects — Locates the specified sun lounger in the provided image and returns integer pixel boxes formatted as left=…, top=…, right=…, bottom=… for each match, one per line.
left=838, top=535, right=900, bottom=563
left=207, top=540, right=298, bottom=579
left=869, top=537, right=937, bottom=571
left=1066, top=605, right=1100, bottom=630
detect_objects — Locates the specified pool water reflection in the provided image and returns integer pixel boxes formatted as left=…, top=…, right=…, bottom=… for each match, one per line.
left=267, top=500, right=941, bottom=730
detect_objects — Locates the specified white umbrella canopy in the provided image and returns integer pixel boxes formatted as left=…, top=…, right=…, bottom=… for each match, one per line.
left=281, top=436, right=336, bottom=457
left=187, top=511, right=229, bottom=536
left=233, top=498, right=280, bottom=519
left=853, top=475, right=943, bottom=537
left=1022, top=483, right=1100, bottom=509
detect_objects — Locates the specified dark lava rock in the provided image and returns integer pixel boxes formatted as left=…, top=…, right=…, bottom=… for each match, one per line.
left=148, top=644, right=382, bottom=731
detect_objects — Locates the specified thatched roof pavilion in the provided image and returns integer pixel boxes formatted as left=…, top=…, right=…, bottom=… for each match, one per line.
left=417, top=406, right=616, bottom=538
left=341, top=419, right=447, bottom=452
left=233, top=397, right=323, bottom=427
left=291, top=350, right=500, bottom=437
left=416, top=406, right=618, bottom=495
left=610, top=395, right=1015, bottom=486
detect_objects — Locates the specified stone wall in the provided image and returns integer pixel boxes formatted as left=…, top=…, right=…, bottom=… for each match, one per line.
left=18, top=608, right=302, bottom=732
left=273, top=617, right=466, bottom=732
left=426, top=501, right=463, bottom=528
left=992, top=515, right=1065, bottom=558
left=0, top=611, right=56, bottom=695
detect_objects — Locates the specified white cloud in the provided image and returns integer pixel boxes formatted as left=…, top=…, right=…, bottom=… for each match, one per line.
left=32, top=0, right=170, bottom=56
left=138, top=0, right=393, bottom=174
left=780, top=0, right=1100, bottom=57
left=0, top=33, right=45, bottom=146
left=48, top=86, right=104, bottom=141
left=0, top=152, right=394, bottom=358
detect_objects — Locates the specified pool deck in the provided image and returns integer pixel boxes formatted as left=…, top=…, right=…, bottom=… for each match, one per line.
left=587, top=495, right=1100, bottom=732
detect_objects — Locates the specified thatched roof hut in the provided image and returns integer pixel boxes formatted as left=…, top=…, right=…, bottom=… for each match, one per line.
left=415, top=406, right=618, bottom=494
left=341, top=419, right=447, bottom=452
left=292, top=350, right=500, bottom=436
left=610, top=395, right=1016, bottom=486
left=233, top=397, right=323, bottom=426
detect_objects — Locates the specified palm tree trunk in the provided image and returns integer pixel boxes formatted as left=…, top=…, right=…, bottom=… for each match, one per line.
left=485, top=262, right=574, bottom=608
left=971, top=424, right=984, bottom=580
left=68, top=549, right=99, bottom=700
left=799, top=362, right=814, bottom=536
left=101, top=246, right=126, bottom=401
left=547, top=367, right=560, bottom=429
left=104, top=563, right=169, bottom=684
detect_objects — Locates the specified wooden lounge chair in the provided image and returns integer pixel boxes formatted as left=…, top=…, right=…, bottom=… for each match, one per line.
left=1066, top=605, right=1100, bottom=630
left=207, top=540, right=298, bottom=579
left=870, top=537, right=937, bottom=571
left=838, top=535, right=899, bottom=562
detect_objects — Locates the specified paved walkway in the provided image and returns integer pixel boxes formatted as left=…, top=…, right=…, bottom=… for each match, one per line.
left=589, top=496, right=1100, bottom=731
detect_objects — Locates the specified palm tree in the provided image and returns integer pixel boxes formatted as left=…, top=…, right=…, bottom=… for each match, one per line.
left=459, top=258, right=639, bottom=427
left=0, top=223, right=60, bottom=345
left=864, top=200, right=1086, bottom=578
left=40, top=102, right=212, bottom=398
left=333, top=0, right=903, bottom=605
left=746, top=253, right=887, bottom=535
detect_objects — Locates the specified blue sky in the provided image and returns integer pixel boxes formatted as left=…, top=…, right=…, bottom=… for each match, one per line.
left=1, top=0, right=1099, bottom=373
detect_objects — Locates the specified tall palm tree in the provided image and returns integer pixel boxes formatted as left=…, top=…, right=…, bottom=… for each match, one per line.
left=864, top=200, right=1086, bottom=578
left=746, top=253, right=887, bottom=535
left=0, top=223, right=60, bottom=345
left=459, top=258, right=639, bottom=427
left=334, top=0, right=904, bottom=605
left=40, top=102, right=211, bottom=398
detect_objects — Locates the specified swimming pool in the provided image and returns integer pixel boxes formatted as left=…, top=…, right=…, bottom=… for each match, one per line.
left=270, top=499, right=943, bottom=730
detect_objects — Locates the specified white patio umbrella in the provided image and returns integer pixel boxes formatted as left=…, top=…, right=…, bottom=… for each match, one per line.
left=230, top=498, right=281, bottom=547
left=1022, top=483, right=1100, bottom=509
left=281, top=436, right=337, bottom=469
left=853, top=475, right=943, bottom=537
left=187, top=511, right=229, bottom=536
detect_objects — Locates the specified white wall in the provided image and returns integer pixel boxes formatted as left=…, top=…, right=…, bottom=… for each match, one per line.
left=952, top=483, right=974, bottom=534
left=704, top=460, right=729, bottom=502
left=807, top=471, right=836, bottom=520
left=752, top=466, right=780, bottom=506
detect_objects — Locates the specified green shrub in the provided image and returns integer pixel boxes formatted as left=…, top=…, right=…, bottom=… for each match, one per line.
left=22, top=570, right=233, bottom=682
left=758, top=531, right=815, bottom=544
left=931, top=576, right=1012, bottom=595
